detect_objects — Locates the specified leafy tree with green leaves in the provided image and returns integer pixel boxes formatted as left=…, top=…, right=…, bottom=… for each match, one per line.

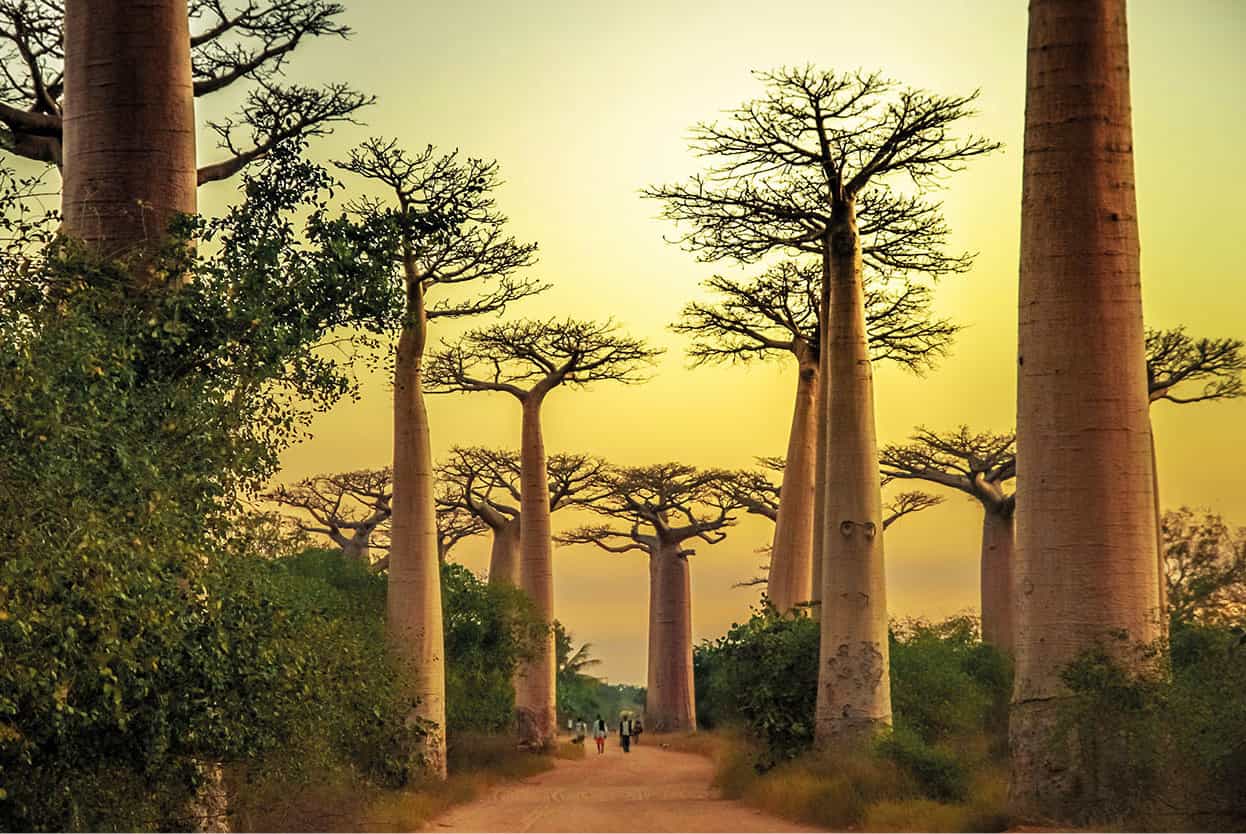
left=0, top=144, right=415, bottom=830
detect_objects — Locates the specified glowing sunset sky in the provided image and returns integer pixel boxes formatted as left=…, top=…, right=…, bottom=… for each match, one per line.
left=192, top=1, right=1245, bottom=684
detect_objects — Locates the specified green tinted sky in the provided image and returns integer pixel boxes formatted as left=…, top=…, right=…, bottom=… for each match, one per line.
left=194, top=1, right=1246, bottom=684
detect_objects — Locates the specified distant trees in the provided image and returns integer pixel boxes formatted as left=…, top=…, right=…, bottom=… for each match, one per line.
left=674, top=260, right=956, bottom=612
left=336, top=139, right=541, bottom=779
left=880, top=428, right=1016, bottom=650
left=437, top=446, right=607, bottom=587
left=1162, top=508, right=1246, bottom=629
left=427, top=319, right=660, bottom=750
left=652, top=66, right=997, bottom=745
left=560, top=463, right=743, bottom=733
left=2, top=0, right=369, bottom=182
left=265, top=469, right=393, bottom=565
left=1011, top=0, right=1159, bottom=820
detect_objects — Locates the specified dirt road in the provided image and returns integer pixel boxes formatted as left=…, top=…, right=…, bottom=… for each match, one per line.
left=427, top=739, right=818, bottom=833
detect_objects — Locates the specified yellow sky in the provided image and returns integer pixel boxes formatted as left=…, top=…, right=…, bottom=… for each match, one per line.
left=191, top=1, right=1246, bottom=684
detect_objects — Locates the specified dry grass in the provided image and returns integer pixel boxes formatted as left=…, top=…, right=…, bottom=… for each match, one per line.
left=668, top=730, right=1011, bottom=833
left=230, top=733, right=557, bottom=832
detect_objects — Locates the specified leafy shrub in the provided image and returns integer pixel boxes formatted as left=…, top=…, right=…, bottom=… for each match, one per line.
left=443, top=563, right=544, bottom=733
left=693, top=601, right=819, bottom=764
left=875, top=725, right=968, bottom=802
left=1055, top=624, right=1246, bottom=829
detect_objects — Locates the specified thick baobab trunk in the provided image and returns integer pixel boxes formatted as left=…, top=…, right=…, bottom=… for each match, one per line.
left=1012, top=0, right=1160, bottom=821
left=515, top=393, right=557, bottom=750
left=342, top=537, right=371, bottom=568
left=814, top=204, right=891, bottom=746
left=487, top=517, right=522, bottom=587
left=645, top=545, right=663, bottom=728
left=63, top=0, right=197, bottom=262
left=980, top=506, right=1015, bottom=653
left=768, top=352, right=819, bottom=612
left=648, top=541, right=696, bottom=733
left=387, top=280, right=447, bottom=779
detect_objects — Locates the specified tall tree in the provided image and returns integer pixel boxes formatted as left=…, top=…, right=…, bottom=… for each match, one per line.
left=1145, top=327, right=1245, bottom=618
left=2, top=0, right=369, bottom=182
left=264, top=468, right=392, bottom=565
left=1012, top=1, right=1160, bottom=819
left=879, top=427, right=1017, bottom=650
left=336, top=139, right=541, bottom=779
left=436, top=446, right=607, bottom=587
left=650, top=67, right=997, bottom=744
left=730, top=459, right=942, bottom=590
left=60, top=0, right=197, bottom=262
left=559, top=463, right=743, bottom=733
left=426, top=319, right=661, bottom=750
left=674, top=259, right=956, bottom=611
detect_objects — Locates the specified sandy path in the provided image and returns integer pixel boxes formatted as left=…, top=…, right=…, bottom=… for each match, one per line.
left=427, top=739, right=819, bottom=833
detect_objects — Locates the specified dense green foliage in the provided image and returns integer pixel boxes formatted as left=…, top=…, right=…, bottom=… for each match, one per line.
left=694, top=607, right=1010, bottom=795
left=1056, top=625, right=1246, bottom=828
left=694, top=602, right=819, bottom=761
left=443, top=563, right=544, bottom=733
left=0, top=149, right=411, bottom=830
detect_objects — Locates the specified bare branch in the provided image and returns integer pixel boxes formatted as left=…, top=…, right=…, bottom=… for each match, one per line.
left=1146, top=326, right=1245, bottom=406
left=424, top=318, right=662, bottom=399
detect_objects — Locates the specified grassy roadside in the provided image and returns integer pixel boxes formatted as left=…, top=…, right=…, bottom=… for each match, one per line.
left=230, top=733, right=585, bottom=832
left=655, top=730, right=1009, bottom=833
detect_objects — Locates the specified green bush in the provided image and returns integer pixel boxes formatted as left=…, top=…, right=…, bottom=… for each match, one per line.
left=875, top=725, right=969, bottom=802
left=693, top=601, right=819, bottom=765
left=1058, top=625, right=1246, bottom=830
left=443, top=563, right=544, bottom=733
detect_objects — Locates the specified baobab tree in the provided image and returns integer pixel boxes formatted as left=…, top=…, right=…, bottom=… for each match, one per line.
left=436, top=446, right=608, bottom=587
left=425, top=318, right=661, bottom=750
left=730, top=458, right=942, bottom=590
left=264, top=468, right=392, bottom=565
left=59, top=0, right=197, bottom=260
left=880, top=428, right=1017, bottom=651
left=558, top=463, right=743, bottom=733
left=674, top=259, right=957, bottom=611
left=335, top=140, right=541, bottom=779
left=1012, top=1, right=1160, bottom=819
left=369, top=502, right=488, bottom=573
left=2, top=0, right=368, bottom=180
left=1145, top=327, right=1245, bottom=617
left=650, top=67, right=997, bottom=744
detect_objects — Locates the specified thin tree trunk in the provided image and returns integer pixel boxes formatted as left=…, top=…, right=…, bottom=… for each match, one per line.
left=811, top=265, right=831, bottom=623
left=980, top=505, right=1015, bottom=653
left=814, top=204, right=891, bottom=746
left=769, top=356, right=819, bottom=612
left=387, top=277, right=447, bottom=779
left=1150, top=421, right=1168, bottom=631
left=1012, top=0, right=1160, bottom=821
left=649, top=541, right=696, bottom=732
left=63, top=0, right=197, bottom=264
left=487, top=517, right=522, bottom=587
left=515, top=394, right=557, bottom=750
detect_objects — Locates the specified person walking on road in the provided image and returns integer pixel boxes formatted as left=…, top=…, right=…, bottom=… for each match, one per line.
left=633, top=718, right=643, bottom=746
left=619, top=715, right=634, bottom=753
left=592, top=715, right=607, bottom=754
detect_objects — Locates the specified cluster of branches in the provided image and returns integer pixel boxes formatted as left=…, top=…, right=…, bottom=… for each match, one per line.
left=644, top=66, right=998, bottom=271
left=425, top=318, right=662, bottom=398
left=557, top=463, right=745, bottom=555
left=0, top=0, right=370, bottom=180
left=335, top=138, right=545, bottom=323
left=674, top=260, right=958, bottom=371
left=436, top=446, right=609, bottom=522
left=264, top=467, right=486, bottom=565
